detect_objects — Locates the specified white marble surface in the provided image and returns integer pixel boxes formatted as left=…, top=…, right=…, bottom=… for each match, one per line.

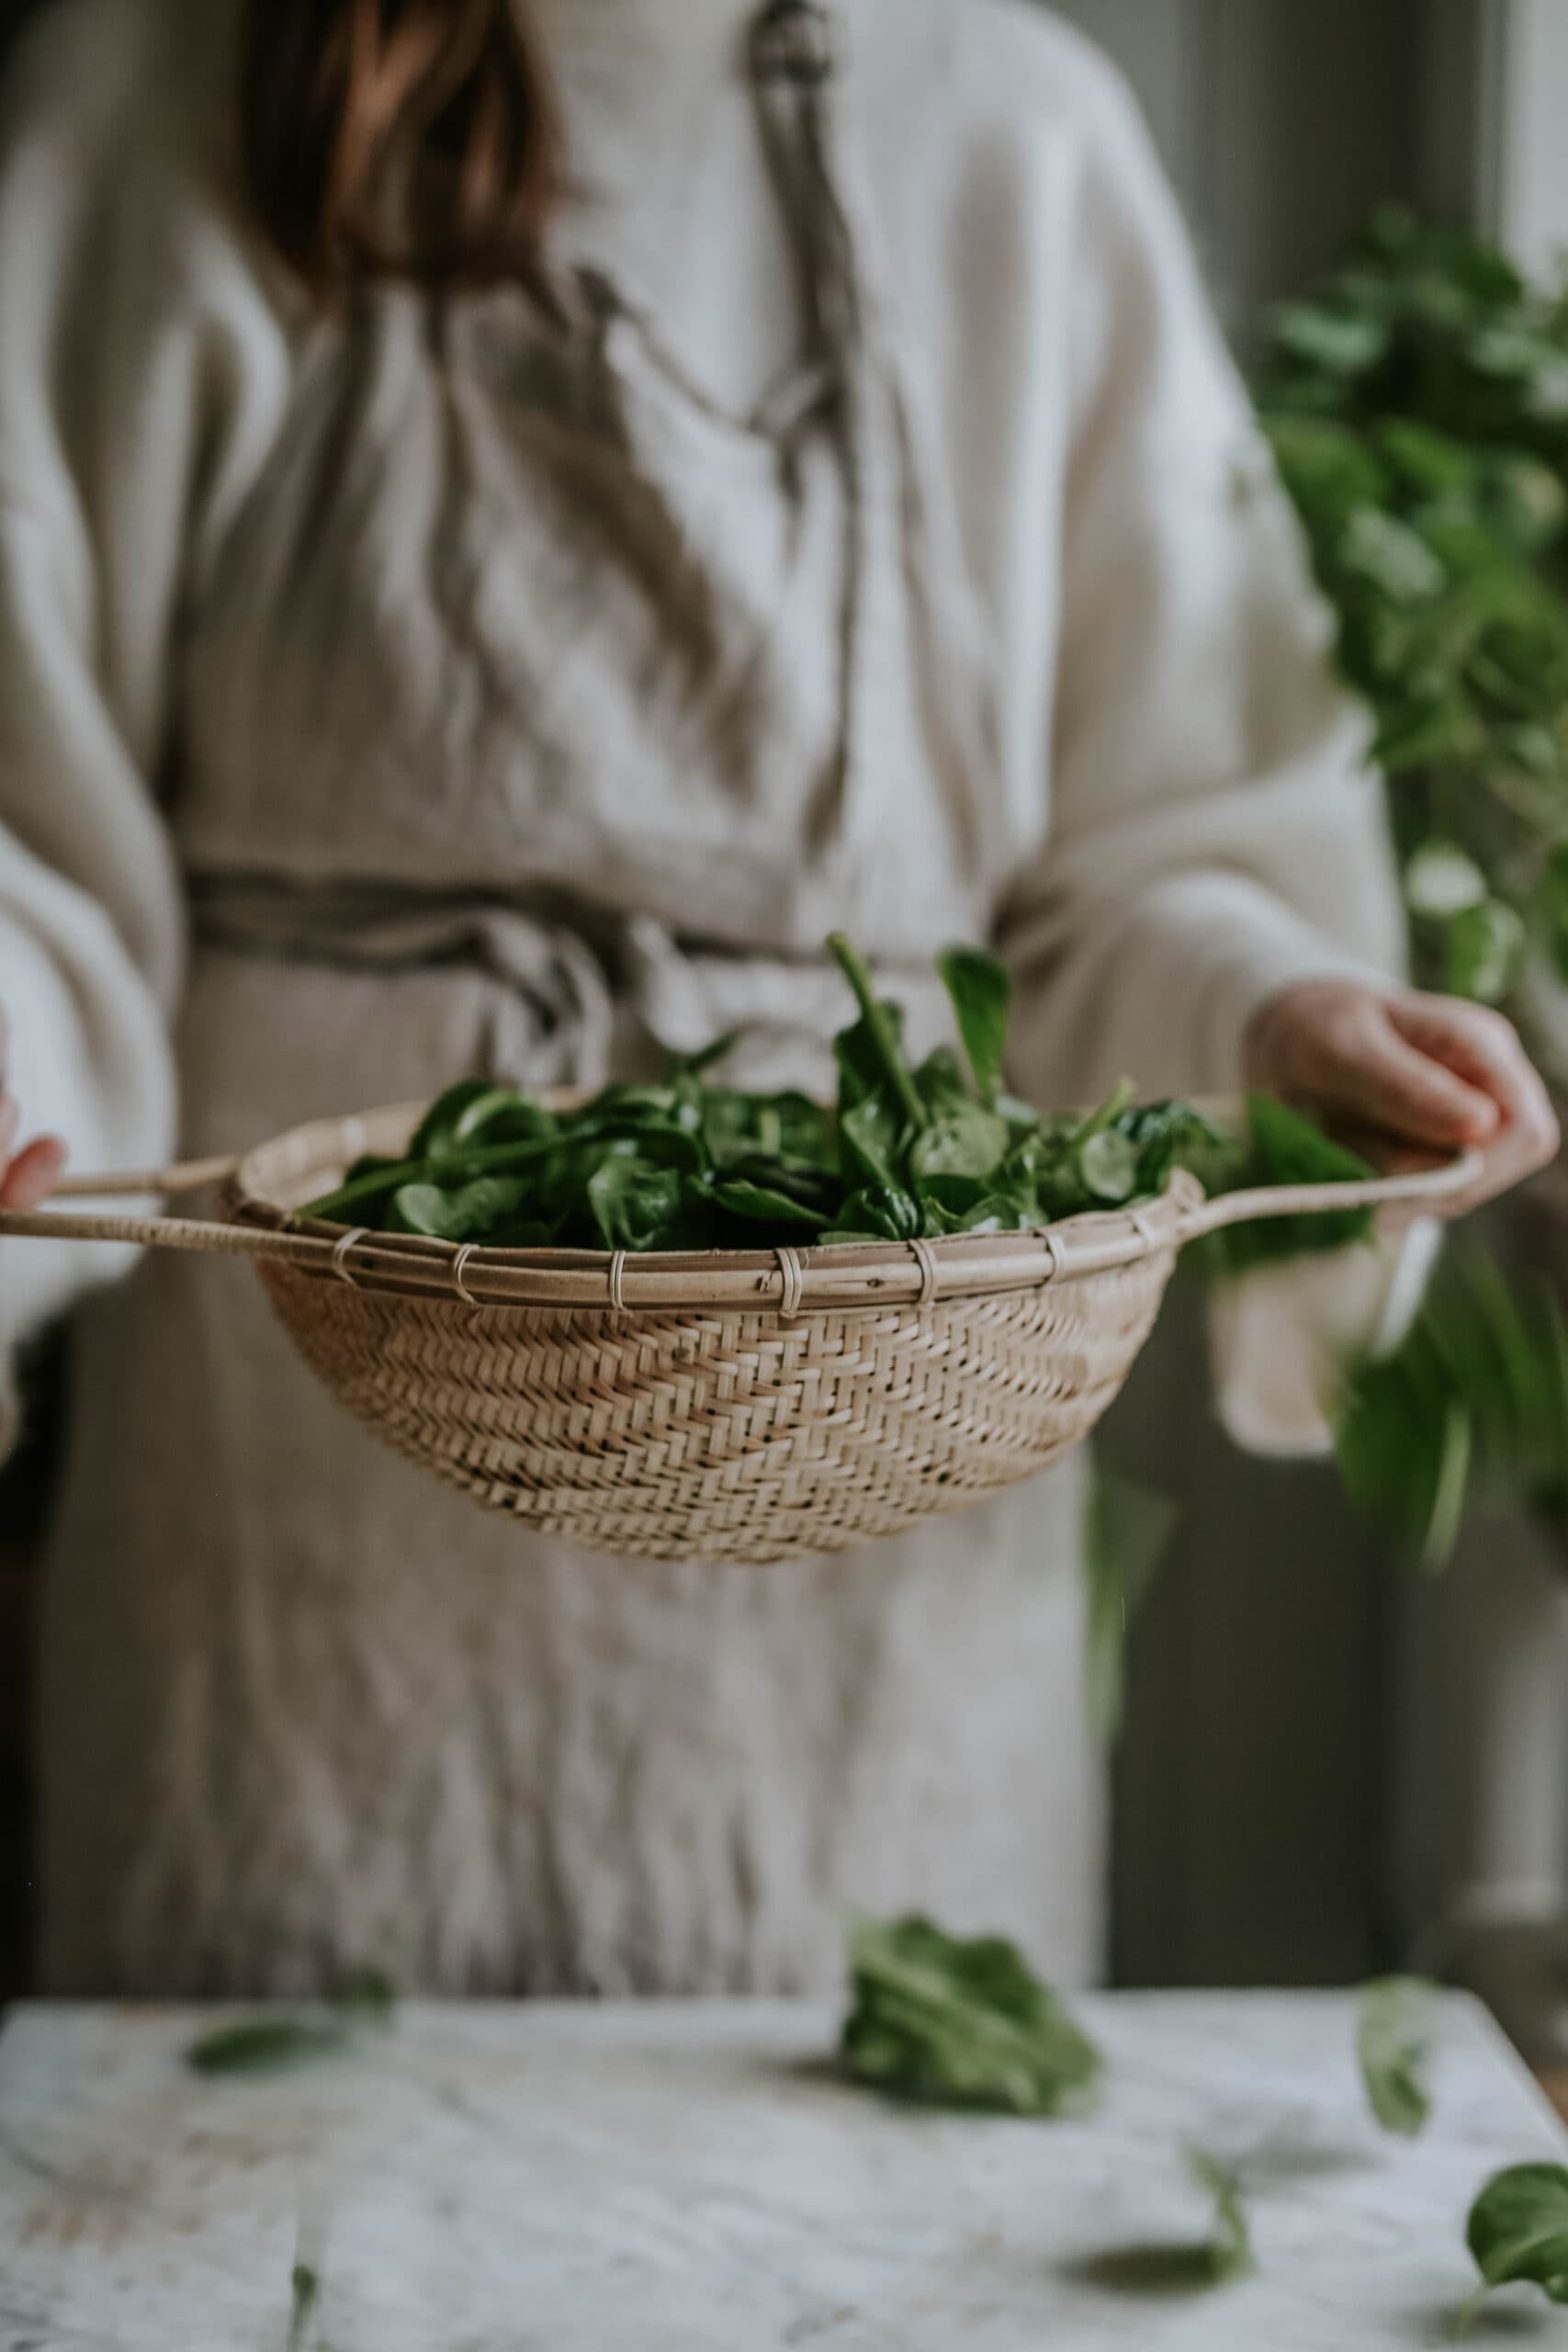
left=0, top=1994, right=1564, bottom=2349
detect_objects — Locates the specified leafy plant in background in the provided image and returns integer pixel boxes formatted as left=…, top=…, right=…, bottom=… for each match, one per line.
left=1250, top=208, right=1568, bottom=1566
left=1258, top=205, right=1568, bottom=1023
left=1334, top=1251, right=1568, bottom=1569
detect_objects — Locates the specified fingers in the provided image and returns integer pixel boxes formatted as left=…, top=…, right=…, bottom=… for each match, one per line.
left=0, top=1133, right=65, bottom=1211
left=1279, top=991, right=1500, bottom=1148
left=1247, top=979, right=1561, bottom=1230
left=1387, top=995, right=1560, bottom=1175
left=0, top=1089, right=67, bottom=1211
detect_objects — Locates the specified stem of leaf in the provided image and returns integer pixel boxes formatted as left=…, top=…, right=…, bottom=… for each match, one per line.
left=827, top=933, right=930, bottom=1133
left=1451, top=2284, right=1488, bottom=2340
left=1075, top=1079, right=1137, bottom=1148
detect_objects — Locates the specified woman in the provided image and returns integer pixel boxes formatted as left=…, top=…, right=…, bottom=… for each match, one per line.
left=0, top=0, right=1554, bottom=1996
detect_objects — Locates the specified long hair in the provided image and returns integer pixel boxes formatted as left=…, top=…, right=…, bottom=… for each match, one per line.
left=240, top=0, right=564, bottom=300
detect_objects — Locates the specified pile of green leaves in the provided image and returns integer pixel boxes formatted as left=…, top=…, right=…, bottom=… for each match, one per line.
left=840, top=1914, right=1103, bottom=2118
left=1258, top=206, right=1568, bottom=1006
left=299, top=936, right=1224, bottom=1253
left=300, top=933, right=1379, bottom=1269
left=1334, top=1253, right=1568, bottom=1568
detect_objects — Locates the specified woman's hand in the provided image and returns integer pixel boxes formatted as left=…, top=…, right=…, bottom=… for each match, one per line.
left=0, top=1007, right=65, bottom=1209
left=1245, top=978, right=1560, bottom=1220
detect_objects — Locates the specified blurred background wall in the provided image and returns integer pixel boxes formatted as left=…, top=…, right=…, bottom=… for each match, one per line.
left=0, top=0, right=1563, bottom=2019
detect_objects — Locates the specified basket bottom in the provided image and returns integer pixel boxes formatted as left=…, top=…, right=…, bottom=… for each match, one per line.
left=258, top=1257, right=1176, bottom=1565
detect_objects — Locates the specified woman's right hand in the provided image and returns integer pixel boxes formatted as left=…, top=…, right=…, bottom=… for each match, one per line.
left=0, top=1009, right=65, bottom=1208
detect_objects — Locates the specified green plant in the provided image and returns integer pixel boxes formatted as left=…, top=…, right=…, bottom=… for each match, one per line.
left=1258, top=207, right=1568, bottom=1012
left=1333, top=1253, right=1568, bottom=1569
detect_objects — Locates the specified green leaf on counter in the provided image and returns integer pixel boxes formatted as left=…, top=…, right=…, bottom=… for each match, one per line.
left=840, top=1914, right=1102, bottom=2118
left=1184, top=2147, right=1256, bottom=2284
left=288, top=2262, right=321, bottom=2352
left=1461, top=2163, right=1568, bottom=2328
left=186, top=2017, right=358, bottom=2078
left=186, top=1962, right=398, bottom=2079
left=1357, top=1975, right=1439, bottom=2137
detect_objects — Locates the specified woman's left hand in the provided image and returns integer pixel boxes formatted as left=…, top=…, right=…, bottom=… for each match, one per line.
left=1245, top=978, right=1560, bottom=1220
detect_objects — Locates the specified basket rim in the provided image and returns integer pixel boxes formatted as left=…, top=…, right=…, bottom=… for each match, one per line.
left=226, top=1097, right=1204, bottom=1315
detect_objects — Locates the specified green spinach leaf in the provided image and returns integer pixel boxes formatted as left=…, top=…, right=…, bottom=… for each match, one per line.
left=840, top=1914, right=1102, bottom=2118
left=1185, top=2147, right=1256, bottom=2284
left=937, top=945, right=1011, bottom=1104
left=1357, top=1974, right=1439, bottom=2136
left=1462, top=2163, right=1568, bottom=2325
left=587, top=1159, right=686, bottom=1252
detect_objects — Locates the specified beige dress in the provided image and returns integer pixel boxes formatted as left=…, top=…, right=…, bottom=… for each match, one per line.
left=0, top=0, right=1413, bottom=1996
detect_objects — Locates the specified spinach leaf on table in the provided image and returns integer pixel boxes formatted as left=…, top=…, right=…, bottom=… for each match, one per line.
left=1357, top=1974, right=1438, bottom=2137
left=186, top=1964, right=397, bottom=2079
left=288, top=2262, right=322, bottom=2352
left=186, top=2017, right=358, bottom=2078
left=1184, top=2146, right=1256, bottom=2283
left=840, top=1913, right=1102, bottom=2118
left=1461, top=2163, right=1568, bottom=2328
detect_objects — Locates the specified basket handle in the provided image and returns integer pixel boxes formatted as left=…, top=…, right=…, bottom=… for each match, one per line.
left=0, top=1136, right=1490, bottom=1287
left=1173, top=1141, right=1486, bottom=1244
left=51, top=1154, right=243, bottom=1201
left=0, top=1155, right=345, bottom=1272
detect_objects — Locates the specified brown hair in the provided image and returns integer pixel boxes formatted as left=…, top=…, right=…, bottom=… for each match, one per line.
left=240, top=0, right=564, bottom=300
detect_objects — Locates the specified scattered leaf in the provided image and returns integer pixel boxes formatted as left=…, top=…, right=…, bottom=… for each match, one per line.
left=186, top=2018, right=357, bottom=2078
left=1357, top=1975, right=1439, bottom=2136
left=1462, top=2162, right=1568, bottom=2325
left=1184, top=2146, right=1256, bottom=2284
left=840, top=1914, right=1102, bottom=2118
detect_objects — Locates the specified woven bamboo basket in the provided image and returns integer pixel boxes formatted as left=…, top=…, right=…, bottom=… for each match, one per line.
left=0, top=1101, right=1481, bottom=1565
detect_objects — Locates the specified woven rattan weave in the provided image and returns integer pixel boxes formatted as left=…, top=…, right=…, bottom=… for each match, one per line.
left=3, top=1100, right=1480, bottom=1564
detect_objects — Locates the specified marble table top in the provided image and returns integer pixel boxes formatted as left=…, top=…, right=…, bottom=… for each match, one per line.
left=1, top=1992, right=1564, bottom=2349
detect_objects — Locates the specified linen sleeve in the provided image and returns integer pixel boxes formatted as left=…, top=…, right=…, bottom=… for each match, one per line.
left=0, top=3, right=287, bottom=1450
left=996, top=57, right=1426, bottom=1456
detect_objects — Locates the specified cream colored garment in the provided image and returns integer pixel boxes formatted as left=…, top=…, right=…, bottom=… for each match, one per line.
left=2, top=0, right=1415, bottom=1993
